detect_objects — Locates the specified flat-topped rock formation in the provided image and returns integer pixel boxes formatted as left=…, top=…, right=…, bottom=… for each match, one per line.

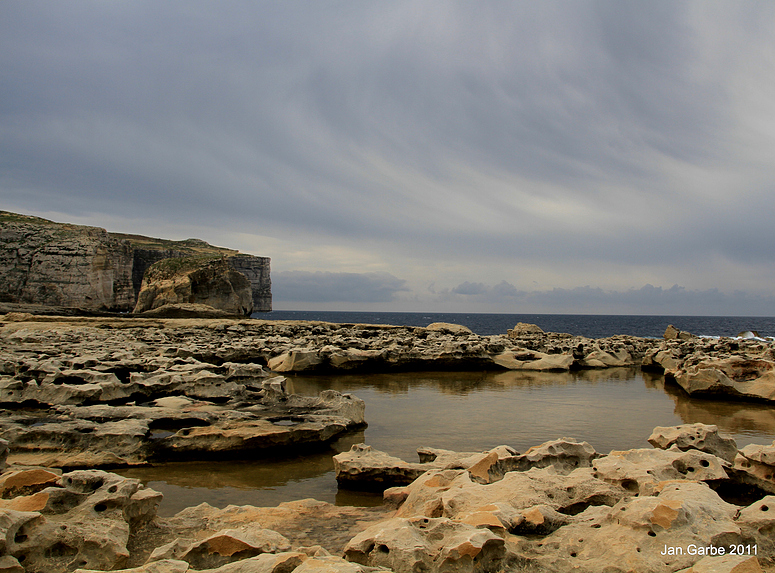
left=0, top=211, right=271, bottom=313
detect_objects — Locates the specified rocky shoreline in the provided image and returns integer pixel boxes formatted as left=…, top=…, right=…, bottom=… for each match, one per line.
left=1, top=312, right=775, bottom=572
left=1, top=424, right=773, bottom=573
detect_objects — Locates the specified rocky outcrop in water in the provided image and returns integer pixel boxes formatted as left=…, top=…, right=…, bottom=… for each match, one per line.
left=1, top=310, right=774, bottom=572
left=0, top=211, right=271, bottom=313
left=333, top=425, right=775, bottom=573
left=642, top=329, right=775, bottom=403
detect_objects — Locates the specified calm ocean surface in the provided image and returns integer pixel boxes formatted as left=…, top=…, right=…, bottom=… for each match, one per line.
left=122, top=311, right=775, bottom=514
left=257, top=310, right=775, bottom=339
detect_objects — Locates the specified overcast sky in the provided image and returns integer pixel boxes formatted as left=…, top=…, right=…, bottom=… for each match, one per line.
left=2, top=1, right=775, bottom=315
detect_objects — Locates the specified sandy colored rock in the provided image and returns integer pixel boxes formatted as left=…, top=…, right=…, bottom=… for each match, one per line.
left=148, top=526, right=292, bottom=570
left=733, top=441, right=775, bottom=494
left=343, top=516, right=506, bottom=573
left=334, top=444, right=511, bottom=489
left=648, top=423, right=739, bottom=464
left=492, top=349, right=574, bottom=371
left=591, top=447, right=729, bottom=496
left=426, top=322, right=473, bottom=335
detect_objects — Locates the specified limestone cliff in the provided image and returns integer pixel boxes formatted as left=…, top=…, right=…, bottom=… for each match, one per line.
left=228, top=253, right=272, bottom=312
left=0, top=211, right=271, bottom=312
left=0, top=212, right=134, bottom=311
left=112, top=233, right=272, bottom=312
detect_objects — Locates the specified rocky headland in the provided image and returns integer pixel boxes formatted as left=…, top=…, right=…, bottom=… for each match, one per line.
left=0, top=211, right=271, bottom=313
left=1, top=313, right=774, bottom=572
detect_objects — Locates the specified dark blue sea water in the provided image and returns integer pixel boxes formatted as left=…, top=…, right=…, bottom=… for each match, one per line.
left=255, top=310, right=775, bottom=339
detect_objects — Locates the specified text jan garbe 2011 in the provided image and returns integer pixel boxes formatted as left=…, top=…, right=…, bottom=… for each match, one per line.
left=661, top=544, right=757, bottom=557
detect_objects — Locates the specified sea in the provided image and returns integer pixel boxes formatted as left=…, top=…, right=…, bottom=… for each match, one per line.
left=255, top=310, right=775, bottom=339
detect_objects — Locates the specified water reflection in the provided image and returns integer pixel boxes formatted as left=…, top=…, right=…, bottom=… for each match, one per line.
left=120, top=368, right=775, bottom=515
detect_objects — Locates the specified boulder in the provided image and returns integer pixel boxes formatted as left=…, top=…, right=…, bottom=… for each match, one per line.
left=268, top=350, right=323, bottom=373
left=665, top=324, right=696, bottom=340
left=343, top=516, right=506, bottom=573
left=492, top=349, right=574, bottom=371
left=0, top=469, right=162, bottom=573
left=507, top=322, right=545, bottom=336
left=425, top=322, right=473, bottom=336
left=591, top=447, right=729, bottom=496
left=648, top=424, right=739, bottom=464
left=733, top=441, right=775, bottom=494
left=148, top=526, right=292, bottom=569
left=522, top=481, right=743, bottom=573
left=735, top=495, right=775, bottom=563
left=394, top=466, right=625, bottom=532
left=672, top=356, right=775, bottom=402
left=164, top=499, right=391, bottom=556
left=502, top=437, right=600, bottom=475
left=134, top=257, right=253, bottom=316
left=333, top=445, right=509, bottom=490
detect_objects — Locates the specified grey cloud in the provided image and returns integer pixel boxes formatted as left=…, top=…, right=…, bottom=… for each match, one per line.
left=2, top=2, right=775, bottom=313
left=273, top=271, right=409, bottom=303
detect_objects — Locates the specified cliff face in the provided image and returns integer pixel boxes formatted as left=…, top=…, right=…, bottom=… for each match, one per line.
left=0, top=211, right=272, bottom=312
left=228, top=253, right=272, bottom=312
left=0, top=212, right=134, bottom=311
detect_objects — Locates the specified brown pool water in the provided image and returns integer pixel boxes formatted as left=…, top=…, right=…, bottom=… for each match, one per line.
left=119, top=368, right=775, bottom=516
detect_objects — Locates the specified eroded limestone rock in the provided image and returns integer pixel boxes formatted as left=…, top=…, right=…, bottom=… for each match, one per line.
left=0, top=469, right=162, bottom=573
left=343, top=516, right=506, bottom=573
left=733, top=441, right=775, bottom=494
left=648, top=423, right=739, bottom=464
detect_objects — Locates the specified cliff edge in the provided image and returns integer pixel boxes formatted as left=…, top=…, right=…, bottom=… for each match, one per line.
left=0, top=211, right=271, bottom=312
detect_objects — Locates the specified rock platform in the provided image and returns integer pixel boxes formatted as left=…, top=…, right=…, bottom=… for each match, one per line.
left=0, top=315, right=367, bottom=468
